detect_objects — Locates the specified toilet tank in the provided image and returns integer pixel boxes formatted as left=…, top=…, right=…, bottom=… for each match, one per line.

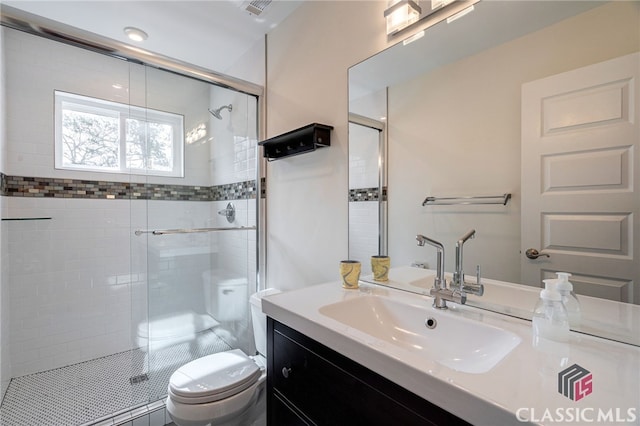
left=250, top=288, right=281, bottom=356
left=203, top=271, right=248, bottom=322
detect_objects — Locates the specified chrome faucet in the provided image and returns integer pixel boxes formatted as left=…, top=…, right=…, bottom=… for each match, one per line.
left=415, top=234, right=446, bottom=291
left=451, top=229, right=484, bottom=297
left=416, top=234, right=465, bottom=309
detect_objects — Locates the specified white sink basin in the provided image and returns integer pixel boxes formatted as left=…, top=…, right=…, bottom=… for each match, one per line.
left=319, top=294, right=521, bottom=374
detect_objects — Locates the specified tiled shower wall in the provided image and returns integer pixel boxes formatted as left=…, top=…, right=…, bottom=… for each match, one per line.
left=6, top=197, right=137, bottom=377
left=2, top=26, right=259, bottom=383
left=3, top=28, right=212, bottom=185
left=3, top=185, right=257, bottom=378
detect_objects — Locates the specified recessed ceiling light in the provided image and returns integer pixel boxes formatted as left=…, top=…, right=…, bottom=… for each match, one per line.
left=124, top=27, right=148, bottom=42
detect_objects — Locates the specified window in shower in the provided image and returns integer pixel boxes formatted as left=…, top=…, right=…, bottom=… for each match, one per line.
left=54, top=90, right=184, bottom=177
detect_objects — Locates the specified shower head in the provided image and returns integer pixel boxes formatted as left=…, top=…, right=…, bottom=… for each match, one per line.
left=208, top=104, right=233, bottom=120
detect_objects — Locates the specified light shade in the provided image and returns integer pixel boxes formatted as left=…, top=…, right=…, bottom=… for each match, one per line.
left=384, top=0, right=422, bottom=36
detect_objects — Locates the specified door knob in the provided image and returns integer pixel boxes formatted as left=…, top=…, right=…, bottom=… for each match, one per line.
left=281, top=367, right=292, bottom=379
left=525, top=248, right=550, bottom=259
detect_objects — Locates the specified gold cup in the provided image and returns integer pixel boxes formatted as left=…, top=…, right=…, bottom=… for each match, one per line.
left=340, top=260, right=361, bottom=289
left=371, top=255, right=390, bottom=282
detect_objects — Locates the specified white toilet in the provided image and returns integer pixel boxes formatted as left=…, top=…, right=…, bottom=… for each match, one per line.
left=166, top=288, right=280, bottom=426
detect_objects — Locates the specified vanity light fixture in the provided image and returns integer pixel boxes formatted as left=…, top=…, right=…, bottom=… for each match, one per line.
left=384, top=0, right=422, bottom=36
left=123, top=26, right=148, bottom=42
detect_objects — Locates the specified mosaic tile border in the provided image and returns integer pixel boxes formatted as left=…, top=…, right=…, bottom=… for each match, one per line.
left=349, top=186, right=387, bottom=202
left=0, top=173, right=263, bottom=201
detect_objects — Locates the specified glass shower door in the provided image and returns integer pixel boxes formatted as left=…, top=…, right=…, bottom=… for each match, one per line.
left=139, top=68, right=259, bottom=402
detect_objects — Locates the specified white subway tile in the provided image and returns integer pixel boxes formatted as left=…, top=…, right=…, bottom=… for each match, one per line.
left=5, top=32, right=258, bottom=379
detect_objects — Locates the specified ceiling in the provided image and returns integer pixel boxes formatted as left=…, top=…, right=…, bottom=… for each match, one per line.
left=2, top=0, right=303, bottom=75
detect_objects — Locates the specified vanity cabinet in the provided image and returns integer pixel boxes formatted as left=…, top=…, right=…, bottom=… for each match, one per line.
left=267, top=318, right=469, bottom=426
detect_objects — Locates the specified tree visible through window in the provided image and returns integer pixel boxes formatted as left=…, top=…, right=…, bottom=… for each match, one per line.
left=126, top=119, right=173, bottom=172
left=62, top=109, right=120, bottom=170
left=55, top=91, right=184, bottom=177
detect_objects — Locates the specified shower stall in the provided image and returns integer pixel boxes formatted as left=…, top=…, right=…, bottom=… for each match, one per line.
left=0, top=12, right=262, bottom=426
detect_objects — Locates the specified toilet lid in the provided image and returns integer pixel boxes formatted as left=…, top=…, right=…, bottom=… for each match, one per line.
left=168, top=349, right=261, bottom=404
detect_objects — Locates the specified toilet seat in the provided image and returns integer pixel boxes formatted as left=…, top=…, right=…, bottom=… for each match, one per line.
left=168, top=349, right=261, bottom=405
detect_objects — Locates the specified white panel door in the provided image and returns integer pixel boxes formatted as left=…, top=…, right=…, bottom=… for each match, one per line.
left=521, top=52, right=639, bottom=304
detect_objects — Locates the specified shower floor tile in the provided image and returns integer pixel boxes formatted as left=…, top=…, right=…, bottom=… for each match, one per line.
left=0, top=329, right=233, bottom=426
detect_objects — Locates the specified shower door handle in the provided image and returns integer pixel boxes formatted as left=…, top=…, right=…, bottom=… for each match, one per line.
left=134, top=225, right=255, bottom=236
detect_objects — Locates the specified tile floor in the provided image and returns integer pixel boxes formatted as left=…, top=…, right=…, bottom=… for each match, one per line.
left=0, top=329, right=232, bottom=426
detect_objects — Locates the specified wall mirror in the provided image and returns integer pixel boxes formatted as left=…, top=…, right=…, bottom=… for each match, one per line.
left=348, top=0, right=639, bottom=344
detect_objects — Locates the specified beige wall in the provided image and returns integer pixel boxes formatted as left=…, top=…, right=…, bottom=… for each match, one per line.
left=265, top=1, right=640, bottom=289
left=264, top=1, right=389, bottom=290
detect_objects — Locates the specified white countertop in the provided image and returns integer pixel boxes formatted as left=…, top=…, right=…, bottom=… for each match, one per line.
left=262, top=281, right=640, bottom=426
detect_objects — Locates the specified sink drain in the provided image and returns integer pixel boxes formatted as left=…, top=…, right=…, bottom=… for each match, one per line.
left=424, top=317, right=437, bottom=329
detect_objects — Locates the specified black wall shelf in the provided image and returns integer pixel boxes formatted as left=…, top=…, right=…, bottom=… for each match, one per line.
left=259, top=123, right=333, bottom=161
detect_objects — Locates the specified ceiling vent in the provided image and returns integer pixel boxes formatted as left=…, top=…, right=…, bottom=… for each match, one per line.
left=244, top=0, right=272, bottom=16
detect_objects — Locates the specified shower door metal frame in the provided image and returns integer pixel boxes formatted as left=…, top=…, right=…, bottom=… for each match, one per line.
left=0, top=6, right=262, bottom=96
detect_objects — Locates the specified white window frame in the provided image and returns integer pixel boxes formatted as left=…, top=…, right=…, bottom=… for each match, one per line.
left=54, top=91, right=184, bottom=177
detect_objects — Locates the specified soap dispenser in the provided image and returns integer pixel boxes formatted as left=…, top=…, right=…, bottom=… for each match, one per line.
left=555, top=272, right=581, bottom=326
left=532, top=279, right=570, bottom=342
